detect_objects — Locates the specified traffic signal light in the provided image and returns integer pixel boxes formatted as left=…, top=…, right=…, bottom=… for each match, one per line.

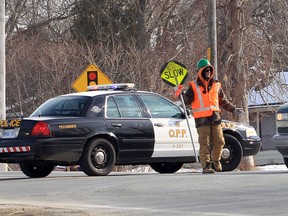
left=87, top=71, right=98, bottom=86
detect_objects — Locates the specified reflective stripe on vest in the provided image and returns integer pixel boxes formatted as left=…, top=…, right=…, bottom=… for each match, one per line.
left=190, top=81, right=221, bottom=118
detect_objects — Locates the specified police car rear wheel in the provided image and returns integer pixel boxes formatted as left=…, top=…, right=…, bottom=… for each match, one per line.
left=150, top=162, right=183, bottom=174
left=19, top=163, right=54, bottom=178
left=80, top=138, right=116, bottom=176
left=221, top=134, right=243, bottom=171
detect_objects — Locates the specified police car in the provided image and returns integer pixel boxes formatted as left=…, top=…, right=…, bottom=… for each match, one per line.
left=0, top=83, right=261, bottom=178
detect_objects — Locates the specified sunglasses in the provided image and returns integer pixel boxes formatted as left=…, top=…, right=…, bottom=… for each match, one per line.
left=203, top=67, right=212, bottom=73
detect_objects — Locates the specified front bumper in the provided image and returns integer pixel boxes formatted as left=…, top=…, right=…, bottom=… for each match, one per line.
left=242, top=138, right=262, bottom=157
left=273, top=134, right=288, bottom=157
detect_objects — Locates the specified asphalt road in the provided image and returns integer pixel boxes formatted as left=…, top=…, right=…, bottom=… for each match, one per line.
left=1, top=168, right=288, bottom=216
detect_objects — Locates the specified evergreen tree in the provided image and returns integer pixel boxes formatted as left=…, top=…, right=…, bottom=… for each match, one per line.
left=71, top=0, right=146, bottom=50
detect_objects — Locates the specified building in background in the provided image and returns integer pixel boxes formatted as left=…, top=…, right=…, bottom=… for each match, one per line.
left=248, top=71, right=288, bottom=150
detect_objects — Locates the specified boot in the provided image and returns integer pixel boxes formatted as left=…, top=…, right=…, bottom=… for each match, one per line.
left=212, top=161, right=222, bottom=172
left=202, top=162, right=215, bottom=174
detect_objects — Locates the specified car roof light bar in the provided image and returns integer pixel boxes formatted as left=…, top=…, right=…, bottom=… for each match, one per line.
left=87, top=83, right=135, bottom=91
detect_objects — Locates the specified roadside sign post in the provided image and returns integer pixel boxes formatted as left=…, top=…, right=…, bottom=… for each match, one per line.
left=160, top=61, right=199, bottom=163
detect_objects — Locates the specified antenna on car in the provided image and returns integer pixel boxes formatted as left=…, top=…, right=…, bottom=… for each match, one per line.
left=87, top=83, right=136, bottom=91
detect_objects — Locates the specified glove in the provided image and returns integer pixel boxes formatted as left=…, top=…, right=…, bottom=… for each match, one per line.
left=234, top=108, right=245, bottom=116
left=175, top=85, right=183, bottom=97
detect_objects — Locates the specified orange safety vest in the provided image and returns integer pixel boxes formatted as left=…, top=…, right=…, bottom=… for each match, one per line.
left=190, top=81, right=221, bottom=119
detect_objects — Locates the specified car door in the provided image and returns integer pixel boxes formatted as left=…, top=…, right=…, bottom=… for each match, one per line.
left=105, top=94, right=154, bottom=160
left=138, top=93, right=199, bottom=158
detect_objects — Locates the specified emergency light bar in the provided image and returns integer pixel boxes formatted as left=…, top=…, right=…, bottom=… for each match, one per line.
left=87, top=83, right=135, bottom=91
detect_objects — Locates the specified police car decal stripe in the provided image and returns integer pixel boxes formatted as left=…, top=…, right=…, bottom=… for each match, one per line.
left=150, top=118, right=199, bottom=158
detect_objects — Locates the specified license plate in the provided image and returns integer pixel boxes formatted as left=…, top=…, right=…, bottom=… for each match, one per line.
left=2, top=129, right=17, bottom=138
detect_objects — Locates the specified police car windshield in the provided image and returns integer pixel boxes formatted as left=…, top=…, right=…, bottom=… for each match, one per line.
left=30, top=96, right=91, bottom=117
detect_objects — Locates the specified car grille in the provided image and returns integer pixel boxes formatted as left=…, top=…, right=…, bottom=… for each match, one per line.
left=278, top=127, right=288, bottom=134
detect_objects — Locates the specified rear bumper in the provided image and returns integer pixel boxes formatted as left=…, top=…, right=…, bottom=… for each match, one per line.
left=273, top=134, right=288, bottom=157
left=0, top=137, right=84, bottom=163
left=242, top=139, right=262, bottom=157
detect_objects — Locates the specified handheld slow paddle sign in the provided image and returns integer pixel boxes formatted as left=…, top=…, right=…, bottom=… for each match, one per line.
left=160, top=61, right=188, bottom=86
left=160, top=60, right=199, bottom=163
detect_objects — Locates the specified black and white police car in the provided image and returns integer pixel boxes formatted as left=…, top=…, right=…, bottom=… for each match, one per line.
left=0, top=83, right=261, bottom=178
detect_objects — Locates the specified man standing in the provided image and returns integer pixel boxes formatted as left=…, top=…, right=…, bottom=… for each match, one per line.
left=176, top=58, right=244, bottom=174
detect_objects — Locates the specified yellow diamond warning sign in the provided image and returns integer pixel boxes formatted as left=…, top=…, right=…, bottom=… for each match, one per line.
left=72, top=64, right=113, bottom=92
left=160, top=61, right=188, bottom=87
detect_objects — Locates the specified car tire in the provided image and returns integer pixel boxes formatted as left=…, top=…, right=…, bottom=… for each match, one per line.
left=220, top=134, right=243, bottom=171
left=283, top=158, right=288, bottom=169
left=80, top=138, right=116, bottom=176
left=19, top=163, right=54, bottom=178
left=150, top=162, right=183, bottom=174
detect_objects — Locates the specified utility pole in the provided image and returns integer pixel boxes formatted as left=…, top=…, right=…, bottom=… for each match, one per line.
left=208, top=0, right=218, bottom=79
left=0, top=0, right=7, bottom=172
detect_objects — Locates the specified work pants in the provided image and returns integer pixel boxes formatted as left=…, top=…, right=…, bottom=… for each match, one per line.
left=197, top=124, right=225, bottom=168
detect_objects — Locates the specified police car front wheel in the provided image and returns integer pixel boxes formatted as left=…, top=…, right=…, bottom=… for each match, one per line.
left=220, top=134, right=243, bottom=171
left=80, top=138, right=116, bottom=176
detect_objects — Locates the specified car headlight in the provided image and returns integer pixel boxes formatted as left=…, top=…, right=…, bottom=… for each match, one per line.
left=276, top=113, right=288, bottom=128
left=277, top=113, right=288, bottom=121
left=235, top=124, right=258, bottom=138
left=245, top=127, right=257, bottom=137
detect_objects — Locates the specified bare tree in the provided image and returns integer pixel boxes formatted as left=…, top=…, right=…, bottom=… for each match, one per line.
left=6, top=0, right=74, bottom=41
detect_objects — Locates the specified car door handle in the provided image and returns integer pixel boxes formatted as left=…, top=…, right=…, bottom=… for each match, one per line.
left=111, top=123, right=122, bottom=128
left=154, top=123, right=164, bottom=127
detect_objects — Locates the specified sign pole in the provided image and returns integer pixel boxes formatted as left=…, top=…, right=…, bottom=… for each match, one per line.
left=175, top=79, right=199, bottom=163
left=160, top=60, right=199, bottom=164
